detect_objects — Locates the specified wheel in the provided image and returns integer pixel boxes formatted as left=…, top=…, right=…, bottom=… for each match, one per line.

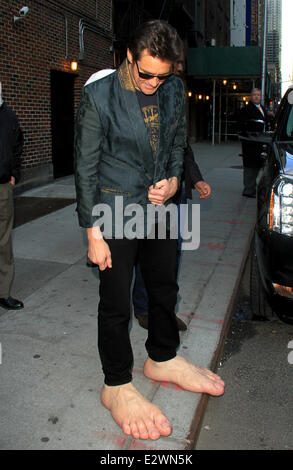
left=250, top=238, right=274, bottom=319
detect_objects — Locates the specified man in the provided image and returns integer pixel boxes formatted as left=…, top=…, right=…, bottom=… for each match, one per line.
left=0, top=82, right=24, bottom=310
left=133, top=56, right=211, bottom=331
left=239, top=88, right=273, bottom=197
left=75, top=20, right=225, bottom=441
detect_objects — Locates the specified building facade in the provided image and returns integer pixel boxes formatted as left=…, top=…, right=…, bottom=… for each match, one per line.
left=230, top=0, right=263, bottom=47
left=230, top=0, right=246, bottom=46
left=1, top=0, right=114, bottom=191
left=191, top=0, right=230, bottom=47
left=266, top=0, right=282, bottom=96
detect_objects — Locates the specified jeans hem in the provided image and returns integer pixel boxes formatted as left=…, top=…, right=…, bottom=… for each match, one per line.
left=147, top=352, right=177, bottom=363
left=104, top=376, right=133, bottom=387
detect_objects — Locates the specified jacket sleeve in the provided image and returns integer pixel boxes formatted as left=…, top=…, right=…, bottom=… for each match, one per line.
left=184, top=142, right=203, bottom=185
left=166, top=85, right=186, bottom=181
left=11, top=118, right=24, bottom=184
left=74, top=85, right=104, bottom=228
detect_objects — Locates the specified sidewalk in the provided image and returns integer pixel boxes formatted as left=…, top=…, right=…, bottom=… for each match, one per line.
left=0, top=143, right=256, bottom=450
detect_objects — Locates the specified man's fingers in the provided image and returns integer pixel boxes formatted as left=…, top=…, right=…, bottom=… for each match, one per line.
left=149, top=188, right=166, bottom=197
left=88, top=255, right=111, bottom=271
left=149, top=179, right=168, bottom=190
left=106, top=253, right=112, bottom=268
left=150, top=181, right=168, bottom=190
left=148, top=196, right=164, bottom=205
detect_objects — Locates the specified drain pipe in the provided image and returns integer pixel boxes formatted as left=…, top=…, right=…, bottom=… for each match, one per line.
left=64, top=16, right=68, bottom=59
left=79, top=19, right=113, bottom=61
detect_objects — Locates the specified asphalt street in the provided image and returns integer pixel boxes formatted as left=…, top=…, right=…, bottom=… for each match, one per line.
left=196, top=258, right=293, bottom=451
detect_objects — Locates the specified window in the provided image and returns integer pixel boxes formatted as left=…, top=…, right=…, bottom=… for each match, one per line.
left=286, top=106, right=293, bottom=139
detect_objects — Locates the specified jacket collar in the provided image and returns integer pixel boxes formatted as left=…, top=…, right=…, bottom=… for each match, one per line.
left=118, top=58, right=136, bottom=92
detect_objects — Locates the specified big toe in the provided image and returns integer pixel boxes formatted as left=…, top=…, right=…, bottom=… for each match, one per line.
left=209, top=381, right=225, bottom=396
left=154, top=414, right=172, bottom=437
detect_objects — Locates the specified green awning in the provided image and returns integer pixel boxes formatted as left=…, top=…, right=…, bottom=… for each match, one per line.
left=187, top=46, right=261, bottom=78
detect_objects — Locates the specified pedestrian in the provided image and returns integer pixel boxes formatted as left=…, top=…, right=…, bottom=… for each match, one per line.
left=75, top=20, right=225, bottom=442
left=133, top=54, right=211, bottom=332
left=133, top=141, right=211, bottom=331
left=0, top=82, right=24, bottom=311
left=239, top=88, right=274, bottom=198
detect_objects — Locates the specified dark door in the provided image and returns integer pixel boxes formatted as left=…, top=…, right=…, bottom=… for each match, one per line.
left=50, top=70, right=75, bottom=178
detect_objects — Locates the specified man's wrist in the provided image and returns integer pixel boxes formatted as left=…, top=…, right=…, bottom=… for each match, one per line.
left=168, top=177, right=179, bottom=197
left=87, top=226, right=104, bottom=242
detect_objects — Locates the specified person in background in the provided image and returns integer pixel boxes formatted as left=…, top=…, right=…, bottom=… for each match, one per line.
left=0, top=82, right=24, bottom=311
left=133, top=55, right=212, bottom=331
left=239, top=88, right=274, bottom=198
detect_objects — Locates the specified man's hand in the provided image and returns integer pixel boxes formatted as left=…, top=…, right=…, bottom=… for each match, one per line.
left=194, top=181, right=211, bottom=199
left=87, top=227, right=112, bottom=271
left=10, top=176, right=15, bottom=185
left=148, top=177, right=178, bottom=205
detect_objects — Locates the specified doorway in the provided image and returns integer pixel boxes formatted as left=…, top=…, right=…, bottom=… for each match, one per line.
left=50, top=70, right=75, bottom=178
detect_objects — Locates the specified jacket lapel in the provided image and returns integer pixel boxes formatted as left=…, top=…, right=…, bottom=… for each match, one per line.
left=250, top=102, right=264, bottom=119
left=156, top=80, right=173, bottom=165
left=118, top=60, right=155, bottom=182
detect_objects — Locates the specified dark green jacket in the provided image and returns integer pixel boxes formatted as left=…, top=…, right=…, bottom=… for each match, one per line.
left=74, top=59, right=186, bottom=236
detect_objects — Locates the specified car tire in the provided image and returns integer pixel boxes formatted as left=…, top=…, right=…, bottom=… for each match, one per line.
left=250, top=239, right=274, bottom=319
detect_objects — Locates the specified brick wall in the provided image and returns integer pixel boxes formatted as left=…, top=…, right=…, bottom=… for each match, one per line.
left=0, top=0, right=114, bottom=189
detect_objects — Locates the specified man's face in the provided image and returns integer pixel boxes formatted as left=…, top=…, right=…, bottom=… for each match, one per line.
left=251, top=89, right=261, bottom=105
left=127, top=48, right=173, bottom=95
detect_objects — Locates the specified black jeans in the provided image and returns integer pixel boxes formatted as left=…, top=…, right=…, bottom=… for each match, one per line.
left=98, top=235, right=180, bottom=386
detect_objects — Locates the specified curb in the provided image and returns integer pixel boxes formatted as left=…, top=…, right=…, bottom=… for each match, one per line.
left=185, top=219, right=255, bottom=450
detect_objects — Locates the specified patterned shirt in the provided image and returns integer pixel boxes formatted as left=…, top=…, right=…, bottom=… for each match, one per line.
left=136, top=90, right=159, bottom=158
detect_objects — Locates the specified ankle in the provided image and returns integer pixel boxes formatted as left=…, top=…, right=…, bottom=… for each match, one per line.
left=146, top=356, right=176, bottom=368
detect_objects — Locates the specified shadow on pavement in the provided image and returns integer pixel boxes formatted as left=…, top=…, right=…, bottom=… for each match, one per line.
left=13, top=196, right=76, bottom=228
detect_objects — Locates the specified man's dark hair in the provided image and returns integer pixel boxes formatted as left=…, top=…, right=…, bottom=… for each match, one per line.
left=128, top=20, right=183, bottom=63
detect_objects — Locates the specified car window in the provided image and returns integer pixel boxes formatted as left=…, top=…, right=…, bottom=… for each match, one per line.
left=286, top=106, right=293, bottom=138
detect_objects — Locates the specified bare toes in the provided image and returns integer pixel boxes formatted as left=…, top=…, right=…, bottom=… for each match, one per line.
left=144, top=419, right=161, bottom=440
left=137, top=420, right=150, bottom=440
left=210, top=382, right=225, bottom=395
left=130, top=422, right=140, bottom=440
left=154, top=414, right=172, bottom=437
left=122, top=422, right=131, bottom=435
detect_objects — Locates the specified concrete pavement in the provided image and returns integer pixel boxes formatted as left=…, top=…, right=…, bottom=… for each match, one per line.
left=0, top=143, right=256, bottom=450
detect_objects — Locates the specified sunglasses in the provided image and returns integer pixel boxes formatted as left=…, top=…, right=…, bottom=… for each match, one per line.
left=135, top=61, right=173, bottom=81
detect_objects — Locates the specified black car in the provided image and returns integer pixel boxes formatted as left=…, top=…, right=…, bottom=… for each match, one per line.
left=242, top=87, right=293, bottom=324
